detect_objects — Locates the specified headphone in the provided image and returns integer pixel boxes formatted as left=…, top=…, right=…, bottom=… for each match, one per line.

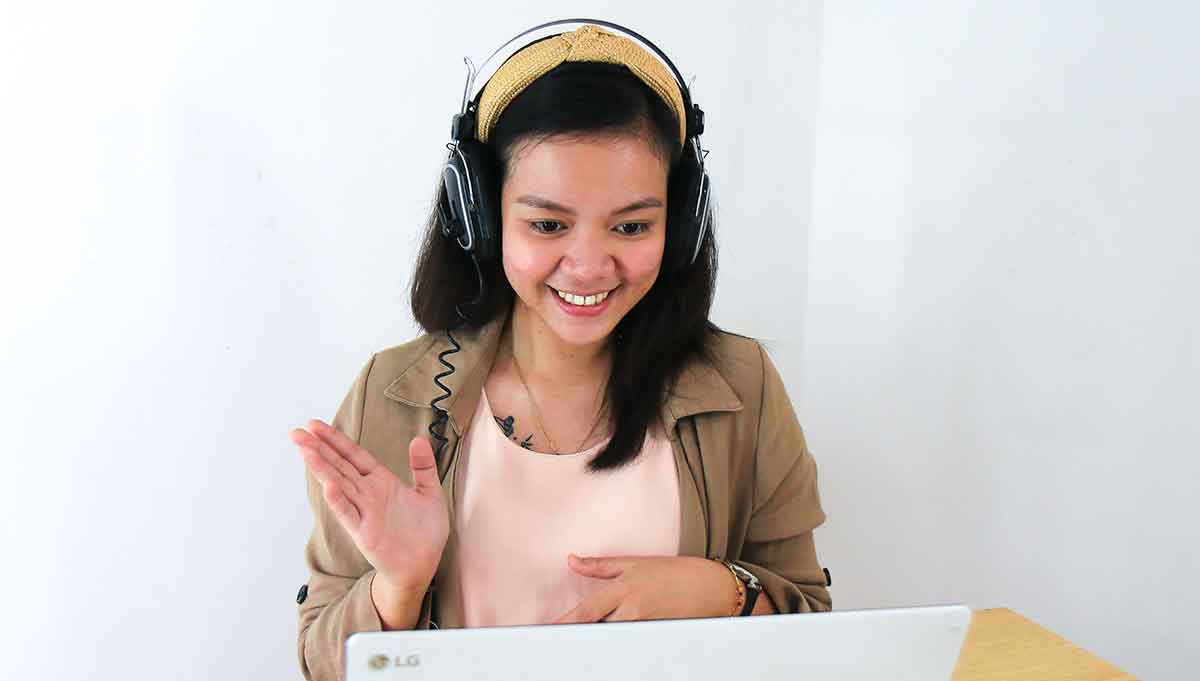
left=436, top=18, right=714, bottom=281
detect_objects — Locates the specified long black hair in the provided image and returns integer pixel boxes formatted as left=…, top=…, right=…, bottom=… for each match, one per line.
left=409, top=60, right=728, bottom=472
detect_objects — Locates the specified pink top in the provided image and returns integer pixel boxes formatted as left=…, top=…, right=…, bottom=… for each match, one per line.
left=451, top=386, right=680, bottom=627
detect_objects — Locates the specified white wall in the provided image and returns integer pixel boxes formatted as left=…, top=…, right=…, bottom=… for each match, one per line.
left=1, top=1, right=819, bottom=679
left=802, top=2, right=1199, bottom=679
left=8, top=1, right=1192, bottom=680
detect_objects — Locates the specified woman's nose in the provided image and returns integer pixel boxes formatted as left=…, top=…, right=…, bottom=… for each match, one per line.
left=562, top=225, right=617, bottom=276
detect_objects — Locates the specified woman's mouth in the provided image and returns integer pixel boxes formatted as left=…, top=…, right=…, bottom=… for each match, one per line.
left=547, top=285, right=619, bottom=317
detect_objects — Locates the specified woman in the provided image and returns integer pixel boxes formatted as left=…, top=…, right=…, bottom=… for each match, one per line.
left=290, top=22, right=830, bottom=681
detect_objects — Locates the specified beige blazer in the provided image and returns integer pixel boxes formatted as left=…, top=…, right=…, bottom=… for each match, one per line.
left=297, top=303, right=831, bottom=681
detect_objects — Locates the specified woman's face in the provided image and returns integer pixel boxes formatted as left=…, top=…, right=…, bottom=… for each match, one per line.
left=499, top=133, right=669, bottom=350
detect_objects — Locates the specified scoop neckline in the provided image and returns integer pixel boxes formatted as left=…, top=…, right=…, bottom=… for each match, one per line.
left=481, top=386, right=610, bottom=458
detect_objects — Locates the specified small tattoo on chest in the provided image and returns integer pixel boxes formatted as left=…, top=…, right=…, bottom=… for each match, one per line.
left=495, top=415, right=515, bottom=437
left=494, top=415, right=535, bottom=450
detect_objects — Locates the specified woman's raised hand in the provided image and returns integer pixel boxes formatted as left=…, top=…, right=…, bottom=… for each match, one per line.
left=291, top=420, right=449, bottom=592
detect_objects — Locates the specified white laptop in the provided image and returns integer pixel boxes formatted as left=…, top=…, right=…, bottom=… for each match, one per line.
left=346, top=604, right=972, bottom=680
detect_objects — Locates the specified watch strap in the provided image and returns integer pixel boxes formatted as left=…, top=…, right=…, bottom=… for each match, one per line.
left=738, top=579, right=760, bottom=616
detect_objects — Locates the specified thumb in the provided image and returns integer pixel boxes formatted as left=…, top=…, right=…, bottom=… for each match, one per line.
left=568, top=553, right=625, bottom=579
left=408, top=436, right=443, bottom=494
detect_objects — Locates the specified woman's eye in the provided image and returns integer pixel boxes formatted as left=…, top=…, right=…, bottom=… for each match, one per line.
left=615, top=223, right=649, bottom=236
left=529, top=220, right=564, bottom=234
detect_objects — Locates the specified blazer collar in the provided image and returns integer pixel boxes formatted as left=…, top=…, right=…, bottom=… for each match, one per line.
left=383, top=303, right=744, bottom=438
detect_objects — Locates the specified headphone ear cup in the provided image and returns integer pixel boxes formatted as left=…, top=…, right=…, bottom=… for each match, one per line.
left=453, top=139, right=502, bottom=262
left=667, top=147, right=706, bottom=272
left=439, top=149, right=470, bottom=243
left=691, top=168, right=712, bottom=266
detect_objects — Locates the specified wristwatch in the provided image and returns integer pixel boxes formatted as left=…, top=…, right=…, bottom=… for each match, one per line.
left=724, top=560, right=763, bottom=616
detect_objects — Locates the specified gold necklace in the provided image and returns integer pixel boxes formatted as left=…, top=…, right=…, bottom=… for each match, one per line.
left=510, top=350, right=608, bottom=455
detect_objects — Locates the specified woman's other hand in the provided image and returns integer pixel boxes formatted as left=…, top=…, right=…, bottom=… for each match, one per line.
left=291, top=420, right=449, bottom=593
left=552, top=554, right=760, bottom=624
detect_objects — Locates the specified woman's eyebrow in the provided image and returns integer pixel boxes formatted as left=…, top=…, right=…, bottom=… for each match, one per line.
left=515, top=194, right=664, bottom=217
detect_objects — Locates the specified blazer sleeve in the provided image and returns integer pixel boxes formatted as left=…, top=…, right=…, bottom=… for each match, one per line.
left=734, top=343, right=832, bottom=614
left=296, top=354, right=435, bottom=681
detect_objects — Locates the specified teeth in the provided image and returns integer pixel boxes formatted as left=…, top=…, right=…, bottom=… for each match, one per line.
left=555, top=288, right=611, bottom=306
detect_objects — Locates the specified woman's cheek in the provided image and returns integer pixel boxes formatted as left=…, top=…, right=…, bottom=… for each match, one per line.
left=628, top=239, right=666, bottom=281
left=503, top=247, right=555, bottom=293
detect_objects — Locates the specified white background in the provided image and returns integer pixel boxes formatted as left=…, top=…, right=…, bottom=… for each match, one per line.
left=1, top=1, right=1194, bottom=679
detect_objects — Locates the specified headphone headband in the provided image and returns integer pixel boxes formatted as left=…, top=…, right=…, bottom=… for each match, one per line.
left=455, top=18, right=705, bottom=142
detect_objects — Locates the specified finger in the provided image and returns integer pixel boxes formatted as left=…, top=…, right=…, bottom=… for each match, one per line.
left=295, top=435, right=354, bottom=490
left=553, top=587, right=623, bottom=625
left=322, top=478, right=362, bottom=528
left=297, top=442, right=364, bottom=526
left=408, top=436, right=443, bottom=494
left=294, top=428, right=362, bottom=493
left=567, top=554, right=626, bottom=579
left=597, top=602, right=636, bottom=623
left=308, top=418, right=378, bottom=476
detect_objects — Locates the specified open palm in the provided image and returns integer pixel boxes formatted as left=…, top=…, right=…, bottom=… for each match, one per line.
left=292, top=420, right=449, bottom=589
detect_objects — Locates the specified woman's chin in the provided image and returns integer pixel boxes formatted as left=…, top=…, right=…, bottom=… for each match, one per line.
left=545, top=317, right=617, bottom=347
left=539, top=306, right=620, bottom=347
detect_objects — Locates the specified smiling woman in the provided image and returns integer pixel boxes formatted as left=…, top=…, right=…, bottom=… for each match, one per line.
left=293, top=20, right=830, bottom=681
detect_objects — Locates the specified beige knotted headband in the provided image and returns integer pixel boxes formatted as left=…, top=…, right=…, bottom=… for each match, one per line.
left=475, top=24, right=688, bottom=149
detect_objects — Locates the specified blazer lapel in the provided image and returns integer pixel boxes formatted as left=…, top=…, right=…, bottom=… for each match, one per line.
left=661, top=352, right=745, bottom=560
left=382, top=307, right=511, bottom=467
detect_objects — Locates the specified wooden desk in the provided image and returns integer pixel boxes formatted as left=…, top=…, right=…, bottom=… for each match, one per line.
left=953, top=608, right=1137, bottom=680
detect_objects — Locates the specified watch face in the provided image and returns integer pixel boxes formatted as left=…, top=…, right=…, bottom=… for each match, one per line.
left=729, top=563, right=761, bottom=590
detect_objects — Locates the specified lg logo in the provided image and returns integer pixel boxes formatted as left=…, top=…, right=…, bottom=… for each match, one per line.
left=368, top=654, right=421, bottom=670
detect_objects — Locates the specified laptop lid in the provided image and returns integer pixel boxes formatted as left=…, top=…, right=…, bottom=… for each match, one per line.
left=345, top=604, right=971, bottom=681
